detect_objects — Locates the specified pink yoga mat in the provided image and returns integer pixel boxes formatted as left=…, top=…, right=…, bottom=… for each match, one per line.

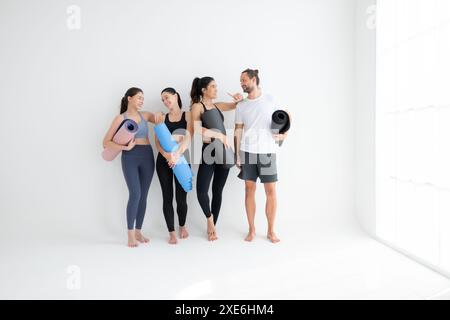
left=102, top=119, right=138, bottom=161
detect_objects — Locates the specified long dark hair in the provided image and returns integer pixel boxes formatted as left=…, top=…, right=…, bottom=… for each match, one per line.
left=120, top=87, right=143, bottom=114
left=190, top=76, right=214, bottom=104
left=161, top=87, right=182, bottom=109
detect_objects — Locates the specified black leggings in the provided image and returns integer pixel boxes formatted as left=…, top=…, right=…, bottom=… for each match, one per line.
left=156, top=154, right=188, bottom=232
left=196, top=144, right=230, bottom=224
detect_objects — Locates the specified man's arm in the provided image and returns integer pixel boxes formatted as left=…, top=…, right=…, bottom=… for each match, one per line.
left=234, top=123, right=244, bottom=167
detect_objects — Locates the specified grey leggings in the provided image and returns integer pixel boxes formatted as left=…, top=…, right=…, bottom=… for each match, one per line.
left=121, top=145, right=155, bottom=230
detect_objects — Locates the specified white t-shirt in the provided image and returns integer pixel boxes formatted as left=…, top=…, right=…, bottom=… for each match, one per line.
left=235, top=92, right=278, bottom=154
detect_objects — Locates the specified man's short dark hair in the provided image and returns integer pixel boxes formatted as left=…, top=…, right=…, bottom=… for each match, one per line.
left=242, top=68, right=260, bottom=86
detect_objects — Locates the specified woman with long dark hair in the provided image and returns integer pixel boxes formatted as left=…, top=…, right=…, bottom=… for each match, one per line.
left=190, top=77, right=243, bottom=241
left=103, top=87, right=163, bottom=247
left=155, top=87, right=193, bottom=245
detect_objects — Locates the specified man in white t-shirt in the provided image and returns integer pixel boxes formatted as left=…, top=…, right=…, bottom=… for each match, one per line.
left=234, top=69, right=289, bottom=243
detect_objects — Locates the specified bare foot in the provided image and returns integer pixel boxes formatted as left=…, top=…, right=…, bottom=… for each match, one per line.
left=245, top=230, right=256, bottom=242
left=135, top=230, right=149, bottom=243
left=207, top=216, right=218, bottom=241
left=179, top=226, right=189, bottom=239
left=267, top=232, right=280, bottom=243
left=127, top=230, right=138, bottom=248
left=168, top=231, right=178, bottom=245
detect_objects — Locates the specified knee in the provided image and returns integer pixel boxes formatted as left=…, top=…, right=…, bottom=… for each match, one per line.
left=197, top=190, right=208, bottom=202
left=128, top=189, right=141, bottom=203
left=265, top=186, right=276, bottom=198
left=162, top=192, right=173, bottom=203
left=196, top=184, right=208, bottom=198
left=245, top=183, right=256, bottom=195
left=176, top=194, right=187, bottom=206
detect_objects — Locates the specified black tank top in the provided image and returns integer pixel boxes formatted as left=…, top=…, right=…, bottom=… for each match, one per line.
left=164, top=111, right=187, bottom=134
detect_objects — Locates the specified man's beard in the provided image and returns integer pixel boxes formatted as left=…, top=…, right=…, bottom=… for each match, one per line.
left=242, top=85, right=254, bottom=93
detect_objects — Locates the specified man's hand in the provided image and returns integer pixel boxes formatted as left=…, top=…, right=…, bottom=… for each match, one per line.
left=273, top=132, right=288, bottom=142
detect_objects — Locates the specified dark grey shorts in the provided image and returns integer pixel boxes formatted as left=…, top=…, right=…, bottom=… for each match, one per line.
left=238, top=151, right=278, bottom=183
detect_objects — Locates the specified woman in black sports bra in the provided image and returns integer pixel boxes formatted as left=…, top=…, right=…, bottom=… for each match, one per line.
left=190, top=77, right=243, bottom=241
left=155, top=88, right=193, bottom=245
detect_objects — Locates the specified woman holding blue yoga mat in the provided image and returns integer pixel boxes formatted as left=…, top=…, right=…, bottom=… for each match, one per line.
left=154, top=88, right=193, bottom=245
left=190, top=77, right=243, bottom=241
left=103, top=87, right=163, bottom=248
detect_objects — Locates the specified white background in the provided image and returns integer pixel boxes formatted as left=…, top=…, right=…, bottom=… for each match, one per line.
left=3, top=0, right=448, bottom=300
left=0, top=0, right=357, bottom=240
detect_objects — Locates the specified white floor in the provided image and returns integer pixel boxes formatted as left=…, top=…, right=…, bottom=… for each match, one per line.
left=1, top=218, right=449, bottom=300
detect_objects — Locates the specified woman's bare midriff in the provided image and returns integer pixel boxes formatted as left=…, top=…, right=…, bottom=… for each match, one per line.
left=134, top=138, right=151, bottom=145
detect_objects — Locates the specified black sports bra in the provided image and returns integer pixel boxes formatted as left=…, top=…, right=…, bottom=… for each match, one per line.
left=164, top=111, right=187, bottom=134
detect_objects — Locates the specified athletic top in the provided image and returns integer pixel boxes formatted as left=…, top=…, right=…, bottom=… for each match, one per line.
left=165, top=111, right=187, bottom=134
left=200, top=102, right=225, bottom=145
left=235, top=92, right=278, bottom=154
left=200, top=102, right=224, bottom=125
left=123, top=112, right=148, bottom=139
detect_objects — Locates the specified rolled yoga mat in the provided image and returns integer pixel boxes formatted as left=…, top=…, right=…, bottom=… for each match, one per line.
left=102, top=119, right=138, bottom=161
left=154, top=123, right=193, bottom=192
left=201, top=109, right=235, bottom=169
left=271, top=110, right=291, bottom=146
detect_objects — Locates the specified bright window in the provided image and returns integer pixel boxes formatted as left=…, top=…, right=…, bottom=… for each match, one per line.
left=376, top=0, right=450, bottom=272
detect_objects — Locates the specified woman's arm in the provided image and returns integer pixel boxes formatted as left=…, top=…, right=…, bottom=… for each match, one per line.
left=191, top=102, right=231, bottom=147
left=102, top=114, right=134, bottom=151
left=154, top=134, right=171, bottom=159
left=234, top=123, right=244, bottom=167
left=142, top=111, right=164, bottom=124
left=175, top=111, right=192, bottom=155
left=215, top=93, right=244, bottom=112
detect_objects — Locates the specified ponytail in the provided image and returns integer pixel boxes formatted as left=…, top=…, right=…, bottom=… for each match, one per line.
left=120, top=96, right=128, bottom=114
left=190, top=77, right=202, bottom=104
left=120, top=87, right=143, bottom=114
left=190, top=76, right=214, bottom=104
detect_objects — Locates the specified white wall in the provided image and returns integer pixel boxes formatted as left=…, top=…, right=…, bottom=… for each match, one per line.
left=355, top=0, right=376, bottom=236
left=0, top=0, right=358, bottom=240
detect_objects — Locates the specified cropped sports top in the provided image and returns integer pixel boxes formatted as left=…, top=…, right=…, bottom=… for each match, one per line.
left=123, top=112, right=148, bottom=139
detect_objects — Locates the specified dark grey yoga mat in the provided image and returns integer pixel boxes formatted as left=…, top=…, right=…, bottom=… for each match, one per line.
left=271, top=110, right=291, bottom=146
left=201, top=108, right=235, bottom=169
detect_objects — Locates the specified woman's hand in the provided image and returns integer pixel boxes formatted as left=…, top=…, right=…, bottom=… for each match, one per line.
left=227, top=92, right=244, bottom=103
left=124, top=139, right=136, bottom=151
left=220, top=134, right=232, bottom=149
left=153, top=112, right=164, bottom=124
left=166, top=151, right=180, bottom=168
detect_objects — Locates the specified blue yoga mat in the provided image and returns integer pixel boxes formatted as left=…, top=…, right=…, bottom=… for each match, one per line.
left=154, top=123, right=193, bottom=192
